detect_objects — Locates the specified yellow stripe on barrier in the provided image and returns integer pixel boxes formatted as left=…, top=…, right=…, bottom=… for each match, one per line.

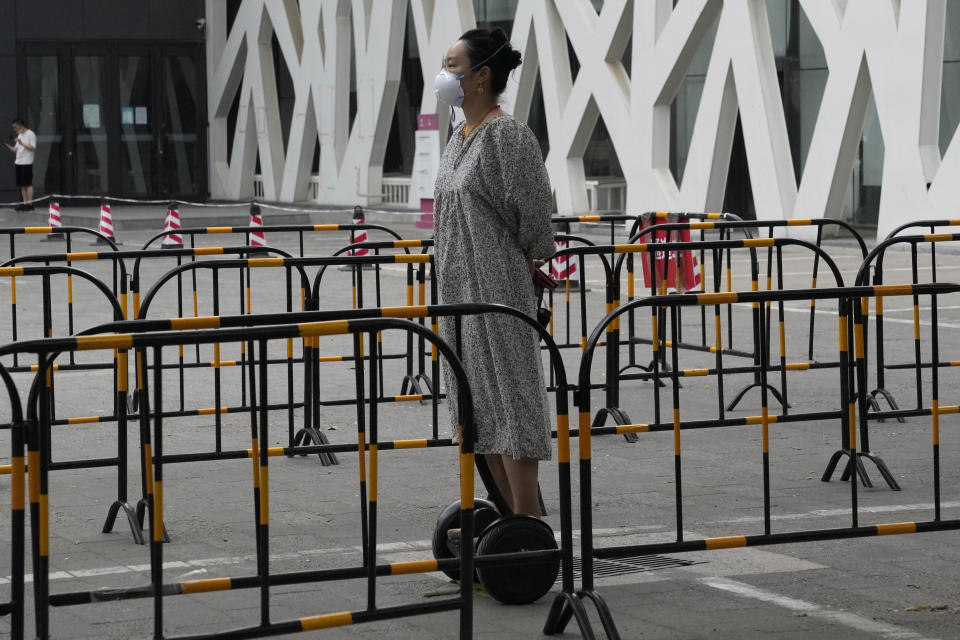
left=381, top=305, right=429, bottom=318
left=745, top=415, right=779, bottom=425
left=923, top=233, right=954, bottom=242
left=65, top=252, right=99, bottom=260
left=872, top=284, right=914, bottom=296
left=459, top=452, right=474, bottom=509
left=67, top=416, right=100, bottom=424
left=301, top=612, right=353, bottom=631
left=557, top=414, right=570, bottom=463
left=614, top=244, right=648, bottom=253
left=392, top=439, right=428, bottom=449
left=743, top=238, right=775, bottom=247
left=28, top=364, right=60, bottom=371
left=206, top=226, right=233, bottom=233
left=688, top=222, right=714, bottom=229
left=395, top=254, right=431, bottom=263
left=705, top=535, right=747, bottom=550
left=316, top=355, right=344, bottom=362
left=40, top=494, right=49, bottom=556
left=706, top=212, right=723, bottom=219
left=313, top=224, right=340, bottom=231
left=248, top=258, right=284, bottom=267
left=210, top=360, right=238, bottom=368
left=933, top=400, right=940, bottom=446
left=76, top=334, right=133, bottom=351
left=171, top=316, right=221, bottom=330
left=681, top=368, right=710, bottom=376
left=616, top=424, right=650, bottom=434
left=876, top=522, right=917, bottom=536
left=153, top=482, right=164, bottom=542
left=935, top=404, right=960, bottom=414
left=193, top=247, right=223, bottom=256
left=697, top=292, right=738, bottom=304
left=299, top=321, right=350, bottom=337
left=786, top=219, right=813, bottom=226
left=784, top=363, right=810, bottom=371
left=0, top=267, right=25, bottom=276
left=848, top=403, right=857, bottom=449
left=839, top=316, right=849, bottom=353
left=578, top=215, right=602, bottom=221
left=673, top=408, right=681, bottom=455
left=390, top=559, right=438, bottom=575
left=197, top=407, right=229, bottom=415
left=25, top=226, right=53, bottom=233
left=368, top=444, right=378, bottom=502
left=181, top=577, right=232, bottom=594
left=394, top=394, right=423, bottom=402
left=143, top=444, right=153, bottom=494
left=579, top=411, right=592, bottom=460
left=655, top=211, right=668, bottom=218
left=394, top=239, right=424, bottom=247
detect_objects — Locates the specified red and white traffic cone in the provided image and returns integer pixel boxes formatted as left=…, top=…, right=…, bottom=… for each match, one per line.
left=161, top=203, right=183, bottom=248
left=43, top=201, right=65, bottom=241
left=248, top=204, right=266, bottom=247
left=552, top=220, right=579, bottom=289
left=92, top=200, right=121, bottom=245
left=349, top=206, right=368, bottom=256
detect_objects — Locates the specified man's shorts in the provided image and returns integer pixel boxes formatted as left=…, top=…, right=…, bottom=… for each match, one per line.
left=15, top=164, right=33, bottom=187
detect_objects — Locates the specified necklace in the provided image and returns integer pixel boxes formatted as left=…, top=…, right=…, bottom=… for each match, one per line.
left=462, top=104, right=500, bottom=139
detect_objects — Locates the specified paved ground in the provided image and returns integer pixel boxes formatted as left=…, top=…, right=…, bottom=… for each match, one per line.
left=1, top=204, right=960, bottom=639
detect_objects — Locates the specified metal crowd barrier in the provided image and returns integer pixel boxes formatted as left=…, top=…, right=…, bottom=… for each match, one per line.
left=551, top=237, right=845, bottom=437
left=842, top=233, right=960, bottom=489
left=545, top=281, right=960, bottom=638
left=0, top=301, right=580, bottom=639
left=1, top=227, right=118, bottom=368
left=0, top=264, right=140, bottom=544
left=866, top=224, right=960, bottom=420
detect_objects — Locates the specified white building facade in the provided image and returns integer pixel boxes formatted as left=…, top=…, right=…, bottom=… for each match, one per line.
left=206, top=0, right=960, bottom=241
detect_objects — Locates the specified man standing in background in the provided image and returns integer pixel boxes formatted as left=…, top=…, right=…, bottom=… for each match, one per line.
left=6, top=118, right=36, bottom=211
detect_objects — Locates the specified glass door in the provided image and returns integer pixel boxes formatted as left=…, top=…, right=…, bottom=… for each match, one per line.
left=117, top=54, right=154, bottom=196
left=19, top=42, right=206, bottom=201
left=72, top=54, right=110, bottom=195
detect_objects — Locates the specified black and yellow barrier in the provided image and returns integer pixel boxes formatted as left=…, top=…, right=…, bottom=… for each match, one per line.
left=551, top=237, right=845, bottom=437
left=0, top=265, right=141, bottom=544
left=1, top=227, right=118, bottom=368
left=142, top=222, right=405, bottom=253
left=0, top=363, right=27, bottom=638
left=838, top=233, right=960, bottom=489
left=543, top=282, right=960, bottom=638
left=863, top=227, right=960, bottom=417
left=2, top=303, right=582, bottom=640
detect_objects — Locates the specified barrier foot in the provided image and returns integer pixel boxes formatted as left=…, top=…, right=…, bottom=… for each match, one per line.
left=592, top=407, right=637, bottom=443
left=136, top=498, right=171, bottom=543
left=579, top=589, right=621, bottom=640
left=821, top=450, right=873, bottom=489
left=400, top=375, right=423, bottom=398
left=840, top=451, right=900, bottom=491
left=618, top=362, right=653, bottom=375
left=543, top=591, right=597, bottom=639
left=726, top=382, right=789, bottom=411
left=292, top=427, right=339, bottom=466
left=868, top=388, right=906, bottom=423
left=103, top=499, right=145, bottom=545
left=643, top=359, right=671, bottom=387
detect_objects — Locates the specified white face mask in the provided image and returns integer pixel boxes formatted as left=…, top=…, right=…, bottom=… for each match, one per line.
left=433, top=41, right=509, bottom=107
left=434, top=69, right=465, bottom=107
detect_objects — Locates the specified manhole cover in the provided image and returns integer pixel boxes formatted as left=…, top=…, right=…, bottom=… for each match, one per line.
left=558, top=555, right=699, bottom=582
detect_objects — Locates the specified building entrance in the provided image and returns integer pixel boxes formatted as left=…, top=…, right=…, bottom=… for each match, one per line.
left=19, top=42, right=206, bottom=201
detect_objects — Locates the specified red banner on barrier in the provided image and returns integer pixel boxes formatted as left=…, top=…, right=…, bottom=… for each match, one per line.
left=638, top=214, right=700, bottom=293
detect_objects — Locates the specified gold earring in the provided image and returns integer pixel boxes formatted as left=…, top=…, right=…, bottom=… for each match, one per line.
left=478, top=85, right=485, bottom=95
